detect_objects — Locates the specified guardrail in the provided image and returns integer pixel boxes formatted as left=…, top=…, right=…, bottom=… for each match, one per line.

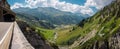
left=11, top=22, right=34, bottom=49
left=0, top=22, right=14, bottom=49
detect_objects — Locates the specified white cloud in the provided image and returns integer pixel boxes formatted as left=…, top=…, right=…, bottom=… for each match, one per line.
left=85, top=0, right=113, bottom=9
left=11, top=3, right=24, bottom=9
left=11, top=0, right=113, bottom=16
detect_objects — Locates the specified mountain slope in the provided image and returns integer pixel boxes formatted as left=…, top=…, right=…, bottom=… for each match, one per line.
left=49, top=0, right=120, bottom=49
left=69, top=0, right=120, bottom=49
left=13, top=7, right=87, bottom=29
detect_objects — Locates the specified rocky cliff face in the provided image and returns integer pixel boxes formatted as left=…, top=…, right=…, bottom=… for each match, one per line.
left=0, top=0, right=10, bottom=9
left=91, top=29, right=120, bottom=49
left=16, top=21, right=54, bottom=49
left=109, top=30, right=120, bottom=49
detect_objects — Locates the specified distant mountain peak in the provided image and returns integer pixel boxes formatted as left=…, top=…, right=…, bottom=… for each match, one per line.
left=13, top=7, right=88, bottom=29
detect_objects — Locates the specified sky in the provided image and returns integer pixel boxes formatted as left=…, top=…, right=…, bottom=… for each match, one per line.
left=7, top=0, right=113, bottom=16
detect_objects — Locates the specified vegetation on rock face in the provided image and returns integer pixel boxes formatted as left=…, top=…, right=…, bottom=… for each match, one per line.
left=70, top=0, right=120, bottom=49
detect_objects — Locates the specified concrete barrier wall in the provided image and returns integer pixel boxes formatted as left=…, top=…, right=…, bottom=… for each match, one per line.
left=11, top=22, right=34, bottom=49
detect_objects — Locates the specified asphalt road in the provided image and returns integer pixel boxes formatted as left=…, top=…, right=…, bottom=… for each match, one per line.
left=0, top=22, right=13, bottom=42
left=0, top=22, right=13, bottom=49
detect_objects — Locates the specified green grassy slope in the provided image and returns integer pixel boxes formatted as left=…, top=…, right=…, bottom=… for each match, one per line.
left=36, top=27, right=55, bottom=41
left=72, top=0, right=120, bottom=49
left=54, top=0, right=120, bottom=49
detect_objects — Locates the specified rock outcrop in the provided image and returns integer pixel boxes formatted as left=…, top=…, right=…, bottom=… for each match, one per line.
left=16, top=21, right=54, bottom=49
left=90, top=30, right=120, bottom=49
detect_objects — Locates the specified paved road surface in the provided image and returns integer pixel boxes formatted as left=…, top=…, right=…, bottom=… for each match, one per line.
left=0, top=22, right=13, bottom=43
left=0, top=22, right=13, bottom=49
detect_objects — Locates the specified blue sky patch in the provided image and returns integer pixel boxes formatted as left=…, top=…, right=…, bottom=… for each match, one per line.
left=7, top=0, right=25, bottom=5
left=59, top=0, right=86, bottom=5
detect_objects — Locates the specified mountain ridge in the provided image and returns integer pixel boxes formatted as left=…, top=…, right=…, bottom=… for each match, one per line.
left=13, top=7, right=88, bottom=29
